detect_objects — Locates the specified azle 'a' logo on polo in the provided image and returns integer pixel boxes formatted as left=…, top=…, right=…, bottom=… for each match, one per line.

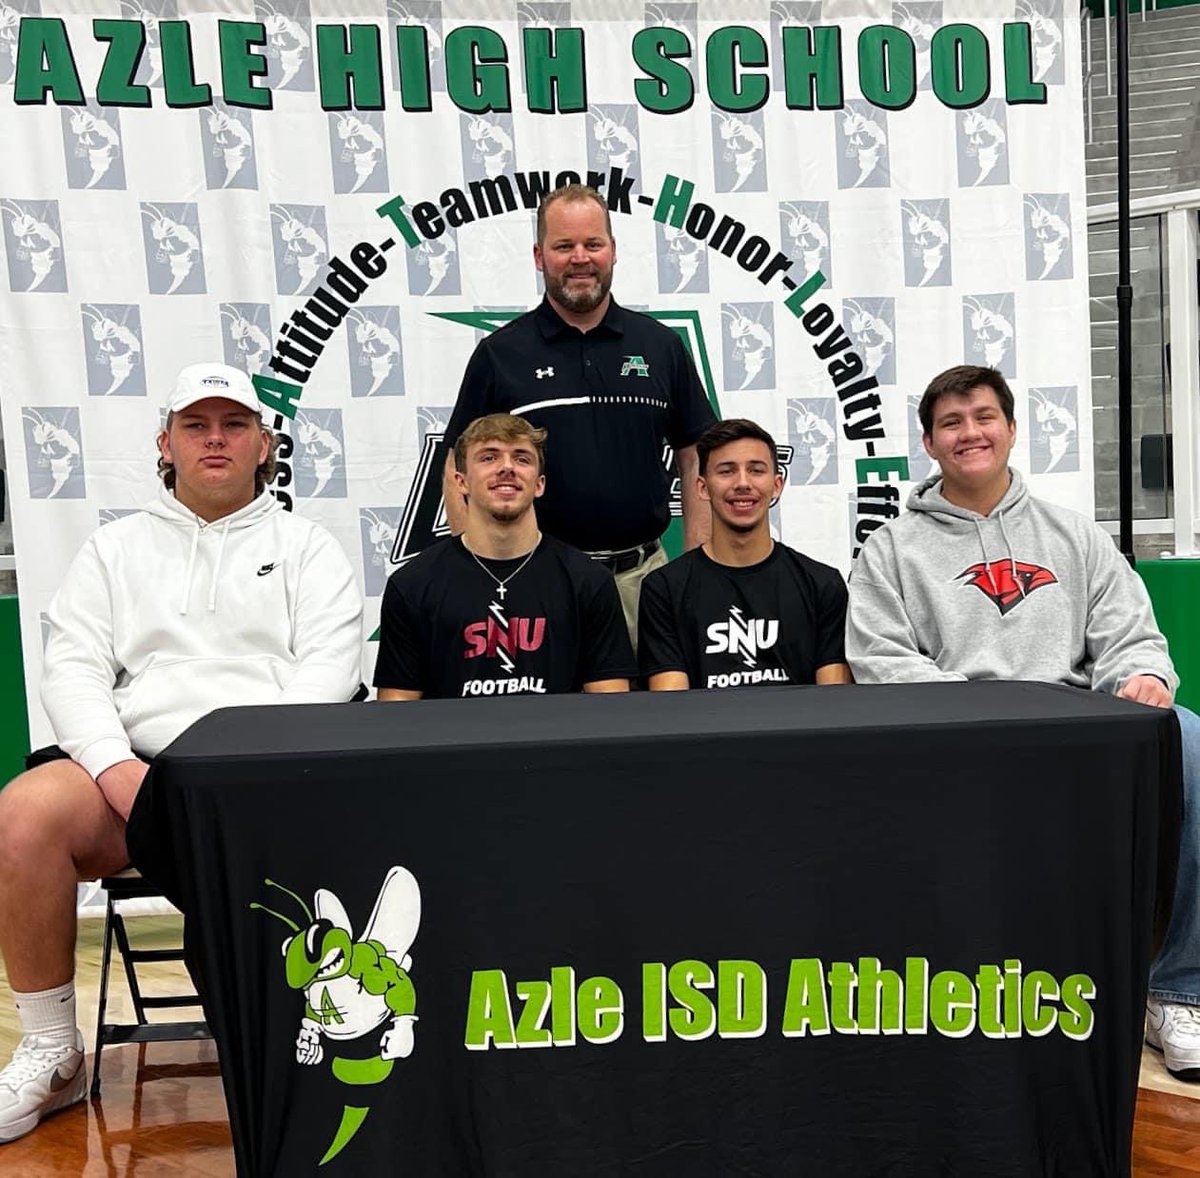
left=957, top=560, right=1057, bottom=615
left=620, top=356, right=650, bottom=378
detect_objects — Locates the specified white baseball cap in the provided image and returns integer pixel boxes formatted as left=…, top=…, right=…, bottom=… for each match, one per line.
left=168, top=363, right=261, bottom=415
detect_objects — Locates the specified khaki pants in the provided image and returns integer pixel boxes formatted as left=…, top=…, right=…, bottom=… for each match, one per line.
left=612, top=544, right=669, bottom=656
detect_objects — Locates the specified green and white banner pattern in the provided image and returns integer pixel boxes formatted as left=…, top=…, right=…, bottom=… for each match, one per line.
left=1, top=0, right=1090, bottom=749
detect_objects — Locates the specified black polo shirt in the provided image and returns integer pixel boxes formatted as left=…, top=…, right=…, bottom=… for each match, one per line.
left=444, top=298, right=717, bottom=552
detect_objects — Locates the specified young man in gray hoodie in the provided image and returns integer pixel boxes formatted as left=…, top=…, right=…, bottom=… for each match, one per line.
left=846, top=363, right=1200, bottom=1079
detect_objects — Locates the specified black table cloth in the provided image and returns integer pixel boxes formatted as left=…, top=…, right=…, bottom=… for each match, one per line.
left=127, top=681, right=1182, bottom=1177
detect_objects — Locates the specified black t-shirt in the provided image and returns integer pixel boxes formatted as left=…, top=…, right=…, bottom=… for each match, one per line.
left=638, top=544, right=848, bottom=689
left=374, top=535, right=636, bottom=699
left=444, top=298, right=717, bottom=552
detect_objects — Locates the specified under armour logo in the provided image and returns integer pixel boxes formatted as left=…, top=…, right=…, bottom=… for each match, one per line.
left=535, top=367, right=554, bottom=379
left=256, top=563, right=277, bottom=576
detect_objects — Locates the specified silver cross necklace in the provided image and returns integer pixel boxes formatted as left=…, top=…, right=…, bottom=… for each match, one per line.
left=463, top=534, right=542, bottom=601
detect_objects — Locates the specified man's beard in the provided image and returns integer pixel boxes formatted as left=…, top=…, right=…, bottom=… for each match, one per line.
left=545, top=265, right=613, bottom=313
left=487, top=501, right=531, bottom=523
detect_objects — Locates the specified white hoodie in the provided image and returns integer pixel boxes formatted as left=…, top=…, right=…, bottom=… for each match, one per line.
left=41, top=486, right=364, bottom=779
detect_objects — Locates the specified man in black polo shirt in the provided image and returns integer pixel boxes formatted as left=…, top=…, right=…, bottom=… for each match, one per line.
left=441, top=183, right=717, bottom=645
left=638, top=418, right=851, bottom=691
left=377, top=413, right=635, bottom=699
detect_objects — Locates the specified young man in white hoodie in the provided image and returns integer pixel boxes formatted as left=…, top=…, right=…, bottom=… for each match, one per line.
left=846, top=363, right=1200, bottom=1080
left=0, top=363, right=363, bottom=1143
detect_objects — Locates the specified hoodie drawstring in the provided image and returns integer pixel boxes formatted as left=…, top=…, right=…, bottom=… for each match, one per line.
left=996, top=511, right=1021, bottom=597
left=207, top=519, right=231, bottom=612
left=971, top=511, right=1022, bottom=601
left=179, top=524, right=200, bottom=615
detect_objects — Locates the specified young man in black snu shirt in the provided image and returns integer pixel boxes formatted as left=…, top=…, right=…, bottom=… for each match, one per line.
left=638, top=418, right=851, bottom=691
left=376, top=413, right=635, bottom=700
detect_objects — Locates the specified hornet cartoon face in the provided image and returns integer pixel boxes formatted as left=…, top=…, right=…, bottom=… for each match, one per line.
left=467, top=116, right=513, bottom=180
left=348, top=310, right=401, bottom=395
left=272, top=208, right=327, bottom=294
left=841, top=108, right=886, bottom=188
left=716, top=114, right=763, bottom=192
left=142, top=203, right=200, bottom=294
left=961, top=109, right=1006, bottom=186
left=68, top=110, right=121, bottom=189
left=336, top=115, right=385, bottom=193
left=83, top=305, right=142, bottom=394
left=206, top=108, right=253, bottom=188
left=2, top=202, right=61, bottom=292
left=252, top=866, right=420, bottom=1166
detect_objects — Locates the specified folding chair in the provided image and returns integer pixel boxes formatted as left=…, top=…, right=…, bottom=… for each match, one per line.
left=91, top=869, right=212, bottom=1096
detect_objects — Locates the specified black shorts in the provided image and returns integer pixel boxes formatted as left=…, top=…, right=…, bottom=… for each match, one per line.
left=24, top=746, right=153, bottom=772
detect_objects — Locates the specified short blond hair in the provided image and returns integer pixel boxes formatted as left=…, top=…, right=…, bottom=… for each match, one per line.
left=537, top=183, right=613, bottom=246
left=454, top=413, right=548, bottom=474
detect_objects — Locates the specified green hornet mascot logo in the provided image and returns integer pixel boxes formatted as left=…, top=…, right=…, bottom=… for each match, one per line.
left=251, top=865, right=421, bottom=1166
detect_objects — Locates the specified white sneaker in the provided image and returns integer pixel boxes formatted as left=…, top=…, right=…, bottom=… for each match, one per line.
left=0, top=1032, right=86, bottom=1143
left=1146, top=999, right=1200, bottom=1079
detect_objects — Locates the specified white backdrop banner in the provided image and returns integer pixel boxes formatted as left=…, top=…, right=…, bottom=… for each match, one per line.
left=1, top=0, right=1090, bottom=752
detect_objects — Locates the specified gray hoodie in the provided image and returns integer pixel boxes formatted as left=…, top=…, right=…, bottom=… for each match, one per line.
left=846, top=469, right=1178, bottom=695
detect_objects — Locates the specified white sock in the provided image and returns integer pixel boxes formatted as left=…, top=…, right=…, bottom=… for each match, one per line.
left=12, top=982, right=78, bottom=1048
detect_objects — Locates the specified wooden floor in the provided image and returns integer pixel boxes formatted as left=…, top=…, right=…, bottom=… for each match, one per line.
left=0, top=915, right=1197, bottom=1174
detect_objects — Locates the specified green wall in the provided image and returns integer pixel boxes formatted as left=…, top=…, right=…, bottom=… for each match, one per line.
left=0, top=597, right=29, bottom=782
left=1137, top=560, right=1200, bottom=713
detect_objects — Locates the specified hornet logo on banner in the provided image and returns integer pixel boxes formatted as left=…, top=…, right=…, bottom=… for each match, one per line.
left=220, top=303, right=274, bottom=375
left=842, top=298, right=895, bottom=385
left=893, top=1, right=943, bottom=89
left=294, top=408, right=346, bottom=498
left=252, top=866, right=420, bottom=1166
left=787, top=398, right=838, bottom=486
left=140, top=202, right=205, bottom=295
left=1029, top=386, right=1079, bottom=474
left=271, top=203, right=329, bottom=296
left=388, top=0, right=446, bottom=93
left=780, top=200, right=831, bottom=289
left=202, top=102, right=258, bottom=191
left=22, top=407, right=85, bottom=499
left=957, top=99, right=1009, bottom=187
left=1024, top=193, right=1072, bottom=281
left=1, top=198, right=66, bottom=292
left=902, top=200, right=951, bottom=288
left=656, top=219, right=709, bottom=294
left=61, top=101, right=125, bottom=191
left=461, top=111, right=515, bottom=183
left=360, top=507, right=403, bottom=596
left=348, top=306, right=405, bottom=396
left=588, top=104, right=640, bottom=178
left=119, top=0, right=174, bottom=88
left=722, top=302, right=775, bottom=392
left=958, top=560, right=1057, bottom=615
left=256, top=0, right=314, bottom=90
left=330, top=112, right=388, bottom=195
left=837, top=101, right=890, bottom=189
left=712, top=110, right=767, bottom=194
left=81, top=303, right=145, bottom=396
left=962, top=293, right=1017, bottom=377
left=406, top=226, right=461, bottom=296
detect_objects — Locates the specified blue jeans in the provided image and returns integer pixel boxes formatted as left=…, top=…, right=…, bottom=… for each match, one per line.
left=1149, top=704, right=1200, bottom=1006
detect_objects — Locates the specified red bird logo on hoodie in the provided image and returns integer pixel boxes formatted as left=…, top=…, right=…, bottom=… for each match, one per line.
left=957, top=560, right=1058, bottom=615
